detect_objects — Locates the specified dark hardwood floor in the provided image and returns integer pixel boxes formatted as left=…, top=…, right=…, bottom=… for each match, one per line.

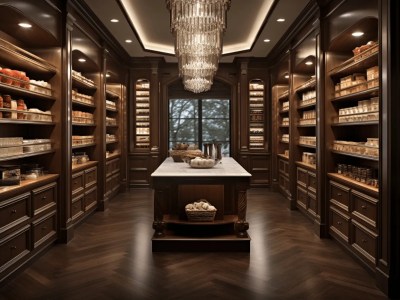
left=0, top=189, right=388, bottom=300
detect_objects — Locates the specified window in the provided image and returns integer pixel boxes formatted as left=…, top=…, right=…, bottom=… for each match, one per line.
left=169, top=98, right=230, bottom=156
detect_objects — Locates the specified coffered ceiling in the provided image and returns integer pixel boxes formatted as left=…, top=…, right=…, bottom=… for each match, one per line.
left=82, top=0, right=310, bottom=62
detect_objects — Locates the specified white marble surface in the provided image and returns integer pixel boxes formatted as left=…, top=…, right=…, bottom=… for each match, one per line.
left=151, top=157, right=251, bottom=177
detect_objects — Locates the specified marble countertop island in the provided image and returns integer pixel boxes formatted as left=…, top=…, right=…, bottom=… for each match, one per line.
left=151, top=157, right=251, bottom=177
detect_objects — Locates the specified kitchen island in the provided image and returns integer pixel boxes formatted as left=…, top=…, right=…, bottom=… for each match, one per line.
left=151, top=157, right=251, bottom=252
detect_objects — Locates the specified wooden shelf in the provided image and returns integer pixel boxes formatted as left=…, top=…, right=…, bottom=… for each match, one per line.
left=298, top=101, right=316, bottom=110
left=106, top=89, right=119, bottom=98
left=296, top=161, right=316, bottom=171
left=277, top=154, right=289, bottom=160
left=164, top=214, right=238, bottom=225
left=106, top=140, right=118, bottom=145
left=0, top=119, right=55, bottom=126
left=332, top=120, right=378, bottom=126
left=295, top=79, right=316, bottom=93
left=0, top=82, right=55, bottom=101
left=72, top=76, right=97, bottom=90
left=106, top=152, right=121, bottom=160
left=331, top=149, right=379, bottom=161
left=297, top=123, right=316, bottom=127
left=0, top=38, right=57, bottom=78
left=72, top=100, right=96, bottom=108
left=298, top=143, right=316, bottom=149
left=280, top=140, right=289, bottom=144
left=0, top=174, right=59, bottom=197
left=72, top=123, right=96, bottom=127
left=72, top=142, right=96, bottom=149
left=106, top=107, right=118, bottom=112
left=329, top=48, right=379, bottom=78
left=72, top=160, right=98, bottom=172
left=0, top=149, right=55, bottom=162
left=331, top=87, right=379, bottom=103
left=328, top=173, right=378, bottom=196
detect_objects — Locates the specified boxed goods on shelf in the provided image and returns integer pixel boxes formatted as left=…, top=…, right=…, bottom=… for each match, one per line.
left=22, top=139, right=52, bottom=153
left=281, top=134, right=289, bottom=143
left=299, top=136, right=316, bottom=146
left=72, top=110, right=94, bottom=124
left=72, top=89, right=94, bottom=105
left=337, top=163, right=378, bottom=187
left=106, top=100, right=116, bottom=110
left=72, top=152, right=89, bottom=165
left=72, top=135, right=95, bottom=146
left=352, top=41, right=378, bottom=60
left=72, top=70, right=95, bottom=86
left=282, top=101, right=289, bottom=111
left=281, top=117, right=289, bottom=126
left=332, top=139, right=379, bottom=158
left=302, top=152, right=316, bottom=165
left=0, top=165, right=20, bottom=186
left=367, top=66, right=379, bottom=89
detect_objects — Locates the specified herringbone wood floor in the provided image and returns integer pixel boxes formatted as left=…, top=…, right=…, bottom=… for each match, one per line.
left=0, top=189, right=388, bottom=300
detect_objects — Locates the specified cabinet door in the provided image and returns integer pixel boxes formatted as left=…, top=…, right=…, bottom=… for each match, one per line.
left=0, top=226, right=31, bottom=271
left=85, top=167, right=97, bottom=188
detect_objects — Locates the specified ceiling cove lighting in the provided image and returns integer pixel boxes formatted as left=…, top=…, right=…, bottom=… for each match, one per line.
left=352, top=31, right=364, bottom=37
left=18, top=22, right=32, bottom=28
left=166, top=0, right=231, bottom=93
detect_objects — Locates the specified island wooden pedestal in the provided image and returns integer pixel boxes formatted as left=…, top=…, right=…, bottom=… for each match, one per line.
left=151, top=157, right=251, bottom=252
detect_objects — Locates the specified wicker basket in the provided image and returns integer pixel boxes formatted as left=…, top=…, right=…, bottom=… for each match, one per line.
left=185, top=201, right=217, bottom=222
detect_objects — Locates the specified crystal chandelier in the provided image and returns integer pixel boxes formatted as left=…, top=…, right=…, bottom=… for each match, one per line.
left=166, top=0, right=231, bottom=93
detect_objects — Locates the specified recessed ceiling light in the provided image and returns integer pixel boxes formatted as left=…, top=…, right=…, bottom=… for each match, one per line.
left=106, top=73, right=111, bottom=78
left=78, top=58, right=86, bottom=62
left=110, top=19, right=119, bottom=23
left=18, top=22, right=32, bottom=28
left=352, top=31, right=364, bottom=37
left=305, top=61, right=313, bottom=65
left=277, top=18, right=285, bottom=22
left=125, top=39, right=132, bottom=43
left=284, top=74, right=289, bottom=79
left=263, top=39, right=271, bottom=43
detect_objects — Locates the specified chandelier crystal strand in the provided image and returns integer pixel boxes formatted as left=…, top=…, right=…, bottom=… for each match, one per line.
left=166, top=0, right=231, bottom=93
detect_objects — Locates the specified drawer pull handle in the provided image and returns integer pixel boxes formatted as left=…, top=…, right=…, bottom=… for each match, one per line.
left=337, top=221, right=342, bottom=225
left=361, top=205, right=367, bottom=209
left=42, top=196, right=47, bottom=200
left=10, top=246, right=17, bottom=250
left=362, top=239, right=367, bottom=243
left=42, top=226, right=48, bottom=230
left=11, top=209, right=17, bottom=214
left=337, top=193, right=342, bottom=196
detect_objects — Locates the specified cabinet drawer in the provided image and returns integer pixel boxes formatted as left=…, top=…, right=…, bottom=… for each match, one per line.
left=297, top=167, right=308, bottom=188
left=351, top=190, right=378, bottom=229
left=72, top=171, right=84, bottom=196
left=32, top=182, right=57, bottom=216
left=351, top=220, right=377, bottom=265
left=0, top=226, right=30, bottom=271
left=308, top=171, right=317, bottom=193
left=106, top=160, right=113, bottom=177
left=71, top=194, right=84, bottom=221
left=32, top=212, right=56, bottom=248
left=329, top=206, right=350, bottom=243
left=329, top=181, right=350, bottom=212
left=84, top=186, right=97, bottom=211
left=308, top=192, right=317, bottom=216
left=85, top=167, right=97, bottom=188
left=106, top=176, right=113, bottom=194
left=278, top=159, right=288, bottom=176
left=112, top=173, right=120, bottom=192
left=296, top=186, right=307, bottom=210
left=0, top=193, right=30, bottom=235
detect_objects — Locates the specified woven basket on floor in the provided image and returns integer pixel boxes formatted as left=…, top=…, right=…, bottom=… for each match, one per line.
left=185, top=201, right=216, bottom=222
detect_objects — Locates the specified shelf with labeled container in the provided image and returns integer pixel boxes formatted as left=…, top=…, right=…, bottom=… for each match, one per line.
left=248, top=79, right=265, bottom=150
left=135, top=79, right=150, bottom=149
left=325, top=15, right=380, bottom=270
left=0, top=3, right=62, bottom=285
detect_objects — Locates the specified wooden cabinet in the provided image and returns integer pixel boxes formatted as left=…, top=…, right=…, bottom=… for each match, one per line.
left=134, top=79, right=150, bottom=149
left=71, top=162, right=98, bottom=223
left=324, top=1, right=380, bottom=273
left=0, top=175, right=58, bottom=283
left=296, top=164, right=317, bottom=219
left=248, top=79, right=265, bottom=150
left=328, top=175, right=379, bottom=269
